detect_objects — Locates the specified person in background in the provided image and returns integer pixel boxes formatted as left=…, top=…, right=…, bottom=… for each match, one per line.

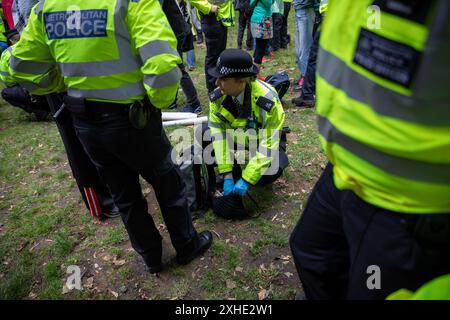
left=270, top=0, right=284, bottom=52
left=1, top=0, right=15, bottom=30
left=280, top=0, right=292, bottom=48
left=235, top=0, right=253, bottom=51
left=191, top=7, right=204, bottom=45
left=0, top=1, right=8, bottom=52
left=291, top=0, right=325, bottom=108
left=164, top=0, right=202, bottom=113
left=186, top=1, right=198, bottom=71
left=186, top=48, right=196, bottom=71
left=250, top=0, right=274, bottom=70
left=292, top=0, right=315, bottom=91
left=190, top=0, right=235, bottom=93
left=11, top=0, right=38, bottom=34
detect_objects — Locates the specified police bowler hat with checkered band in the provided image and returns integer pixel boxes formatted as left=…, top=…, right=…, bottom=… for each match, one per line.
left=208, top=48, right=259, bottom=79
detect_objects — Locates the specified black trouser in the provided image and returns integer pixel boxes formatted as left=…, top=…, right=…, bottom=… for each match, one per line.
left=301, top=29, right=319, bottom=100
left=254, top=38, right=269, bottom=65
left=71, top=105, right=198, bottom=266
left=202, top=14, right=228, bottom=93
left=232, top=162, right=284, bottom=186
left=176, top=45, right=200, bottom=108
left=290, top=163, right=450, bottom=300
left=46, top=93, right=115, bottom=214
left=281, top=2, right=291, bottom=48
left=271, top=13, right=283, bottom=51
left=237, top=9, right=253, bottom=49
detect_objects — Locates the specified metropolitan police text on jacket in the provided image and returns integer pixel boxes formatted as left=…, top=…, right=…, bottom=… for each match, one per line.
left=44, top=9, right=108, bottom=40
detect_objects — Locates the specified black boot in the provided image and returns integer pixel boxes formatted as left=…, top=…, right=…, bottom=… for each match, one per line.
left=176, top=231, right=213, bottom=265
left=142, top=245, right=163, bottom=274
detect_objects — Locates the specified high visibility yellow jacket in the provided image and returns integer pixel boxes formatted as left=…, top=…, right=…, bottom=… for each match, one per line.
left=8, top=0, right=182, bottom=108
left=316, top=0, right=450, bottom=213
left=0, top=46, right=16, bottom=86
left=190, top=0, right=235, bottom=27
left=319, top=0, right=328, bottom=14
left=208, top=80, right=285, bottom=185
left=387, top=274, right=450, bottom=300
left=0, top=6, right=7, bottom=44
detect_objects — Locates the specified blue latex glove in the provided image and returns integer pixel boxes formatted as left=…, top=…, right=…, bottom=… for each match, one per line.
left=0, top=42, right=8, bottom=53
left=232, top=178, right=250, bottom=197
left=223, top=178, right=234, bottom=196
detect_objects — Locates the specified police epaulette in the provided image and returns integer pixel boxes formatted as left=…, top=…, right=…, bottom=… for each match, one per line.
left=256, top=96, right=275, bottom=112
left=209, top=87, right=224, bottom=102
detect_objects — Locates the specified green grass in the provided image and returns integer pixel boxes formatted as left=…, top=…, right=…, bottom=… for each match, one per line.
left=102, top=226, right=127, bottom=246
left=0, top=252, right=34, bottom=299
left=210, top=239, right=227, bottom=257
left=248, top=218, right=289, bottom=257
left=0, top=10, right=323, bottom=300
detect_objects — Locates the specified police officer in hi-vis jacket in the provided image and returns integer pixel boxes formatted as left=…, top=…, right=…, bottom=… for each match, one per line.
left=6, top=0, right=213, bottom=273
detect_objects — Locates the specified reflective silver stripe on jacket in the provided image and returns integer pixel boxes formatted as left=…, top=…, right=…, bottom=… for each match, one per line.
left=318, top=115, right=450, bottom=184
left=139, top=40, right=179, bottom=63
left=144, top=66, right=181, bottom=88
left=10, top=55, right=54, bottom=75
left=318, top=47, right=450, bottom=126
left=68, top=81, right=145, bottom=100
left=259, top=106, right=266, bottom=128
left=257, top=80, right=278, bottom=101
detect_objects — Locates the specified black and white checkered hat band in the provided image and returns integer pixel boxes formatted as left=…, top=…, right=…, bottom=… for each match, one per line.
left=219, top=66, right=254, bottom=75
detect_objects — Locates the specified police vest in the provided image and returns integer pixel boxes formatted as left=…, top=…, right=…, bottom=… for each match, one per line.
left=317, top=0, right=450, bottom=213
left=9, top=0, right=181, bottom=108
left=208, top=80, right=285, bottom=185
left=0, top=46, right=16, bottom=86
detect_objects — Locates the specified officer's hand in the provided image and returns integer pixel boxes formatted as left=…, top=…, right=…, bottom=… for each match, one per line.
left=232, top=178, right=249, bottom=197
left=223, top=178, right=234, bottom=196
left=211, top=5, right=218, bottom=14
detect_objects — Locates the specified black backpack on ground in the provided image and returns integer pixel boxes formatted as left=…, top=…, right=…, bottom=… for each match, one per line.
left=178, top=144, right=216, bottom=220
left=264, top=71, right=291, bottom=100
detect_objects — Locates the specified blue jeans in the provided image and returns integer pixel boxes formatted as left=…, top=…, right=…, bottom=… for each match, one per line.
left=186, top=49, right=196, bottom=69
left=294, top=7, right=315, bottom=76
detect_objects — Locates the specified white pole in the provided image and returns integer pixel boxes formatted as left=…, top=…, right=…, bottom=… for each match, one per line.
left=163, top=116, right=208, bottom=127
left=162, top=112, right=198, bottom=121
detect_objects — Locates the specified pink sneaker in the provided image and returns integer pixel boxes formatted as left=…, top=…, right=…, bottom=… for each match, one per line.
left=299, top=76, right=305, bottom=86
left=294, top=76, right=305, bottom=91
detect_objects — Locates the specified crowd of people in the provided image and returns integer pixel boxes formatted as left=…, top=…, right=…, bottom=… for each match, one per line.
left=0, top=0, right=449, bottom=300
